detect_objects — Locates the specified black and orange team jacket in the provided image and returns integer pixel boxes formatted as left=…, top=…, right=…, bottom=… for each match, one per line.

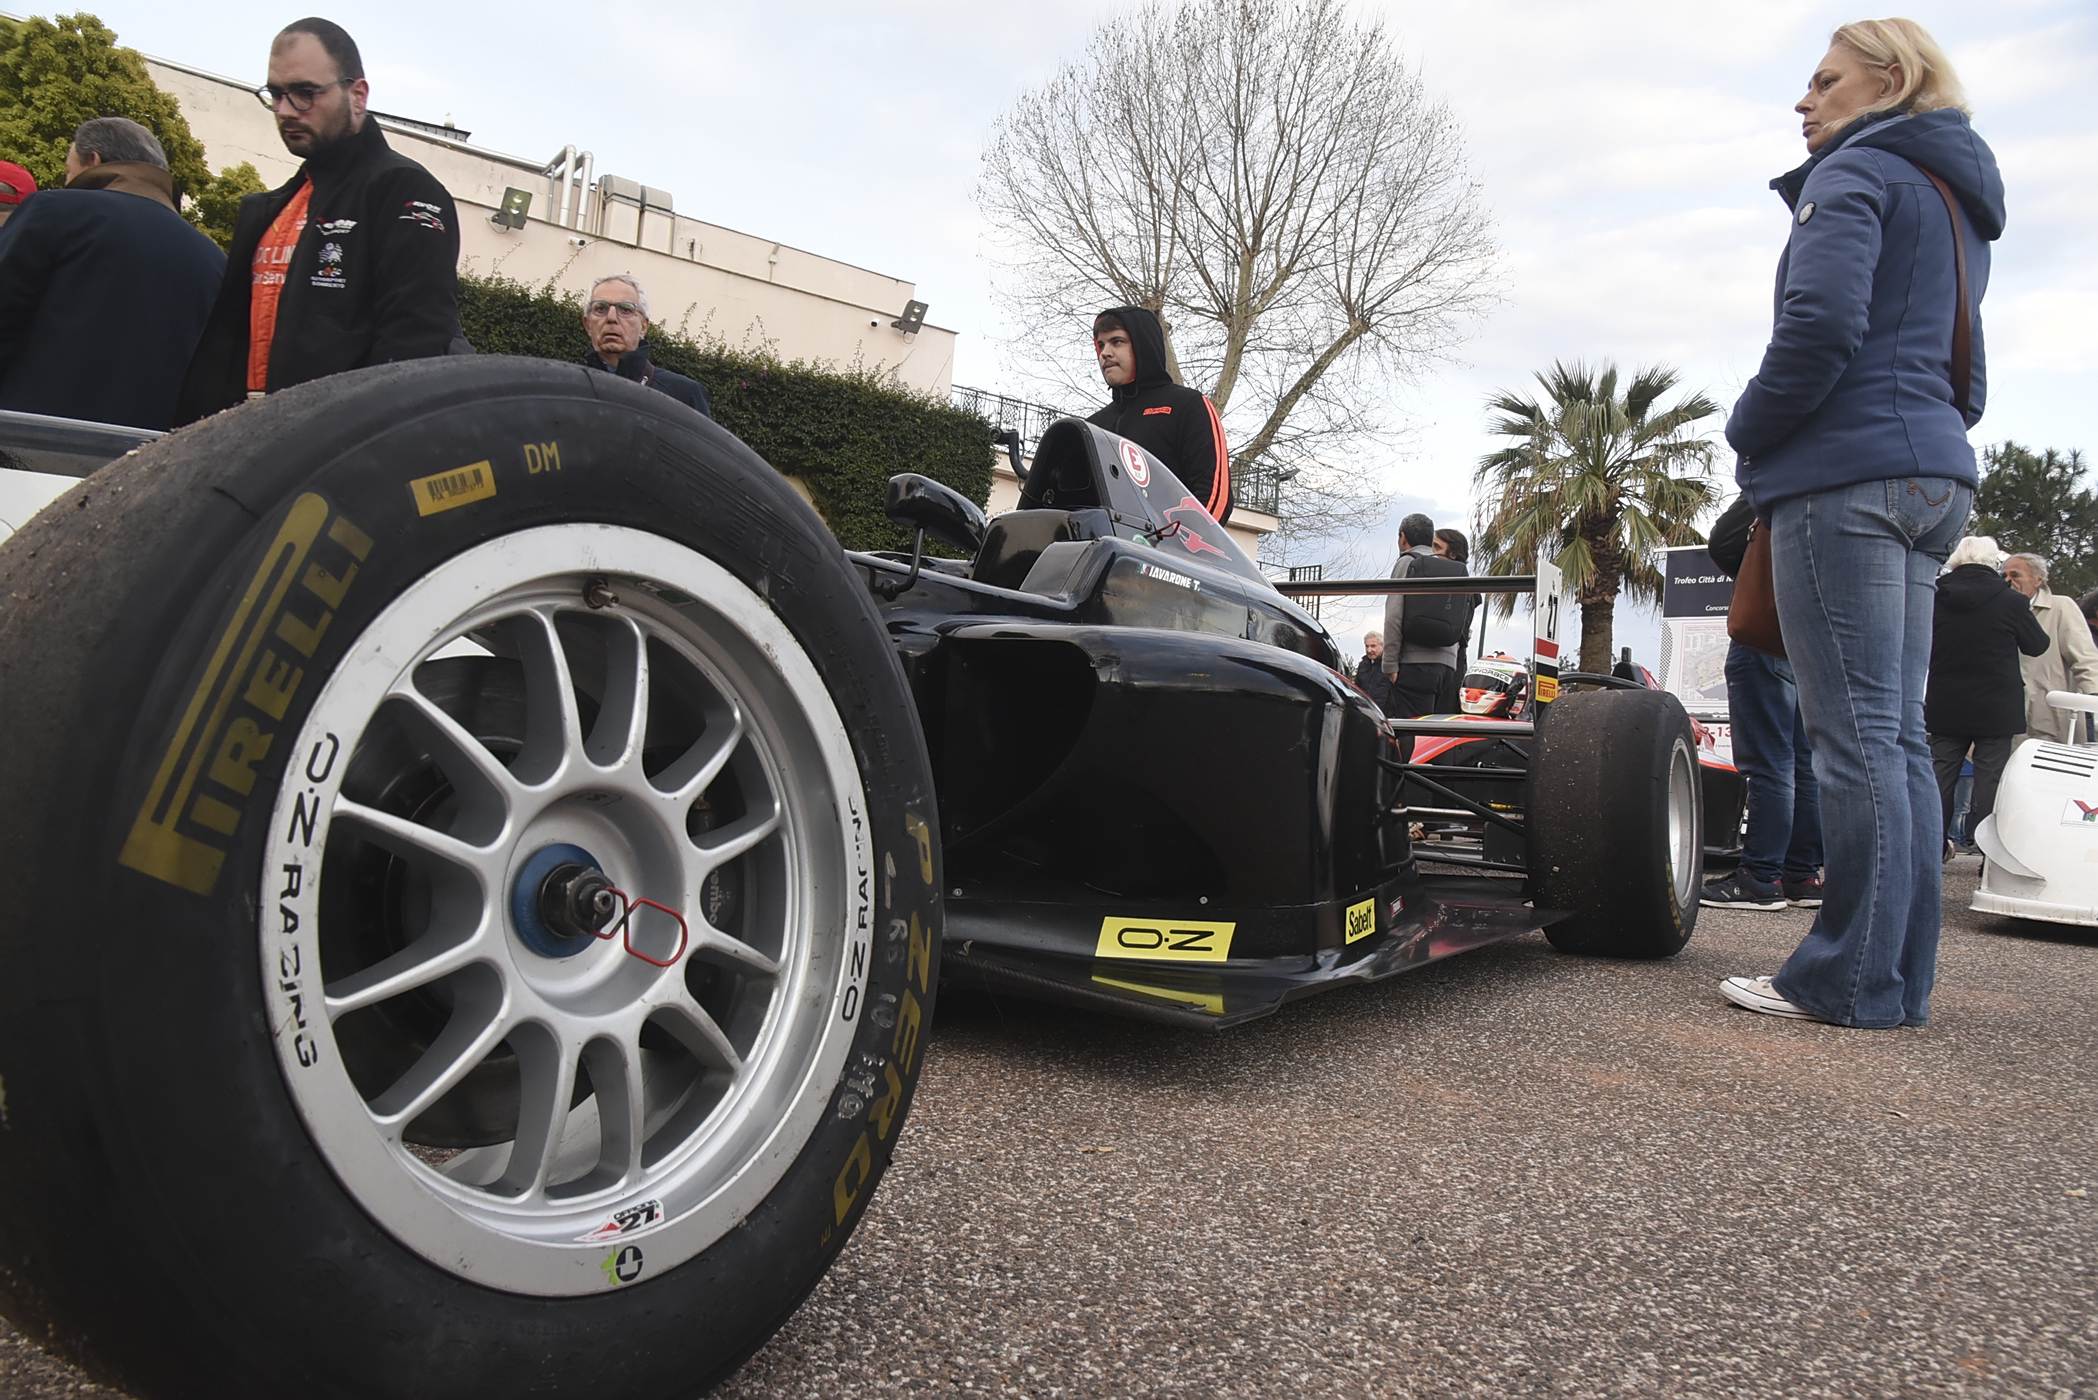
left=1085, top=305, right=1233, bottom=525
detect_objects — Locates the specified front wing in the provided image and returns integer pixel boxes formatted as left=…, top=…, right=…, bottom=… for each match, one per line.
left=940, top=871, right=1557, bottom=1028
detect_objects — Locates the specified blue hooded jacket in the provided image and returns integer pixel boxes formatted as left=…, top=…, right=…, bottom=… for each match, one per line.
left=1729, top=109, right=2005, bottom=512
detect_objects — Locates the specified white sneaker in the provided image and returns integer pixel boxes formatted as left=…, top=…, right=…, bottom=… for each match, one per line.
left=1719, top=975, right=1827, bottom=1021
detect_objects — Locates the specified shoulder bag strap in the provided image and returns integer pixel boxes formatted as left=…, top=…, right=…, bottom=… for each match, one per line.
left=1922, top=169, right=1973, bottom=416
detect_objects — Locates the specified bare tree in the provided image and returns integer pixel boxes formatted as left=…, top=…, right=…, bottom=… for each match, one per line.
left=978, top=0, right=1497, bottom=547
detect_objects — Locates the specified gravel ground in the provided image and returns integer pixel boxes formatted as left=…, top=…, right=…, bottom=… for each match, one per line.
left=7, top=856, right=2094, bottom=1398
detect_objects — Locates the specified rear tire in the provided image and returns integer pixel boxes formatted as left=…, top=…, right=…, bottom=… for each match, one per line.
left=1529, top=689, right=1701, bottom=957
left=0, top=357, right=941, bottom=1398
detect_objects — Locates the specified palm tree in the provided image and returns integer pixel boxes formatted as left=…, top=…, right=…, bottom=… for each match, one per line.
left=1473, top=361, right=1721, bottom=673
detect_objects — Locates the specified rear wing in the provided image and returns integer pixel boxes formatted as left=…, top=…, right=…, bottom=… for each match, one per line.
left=1276, top=556, right=1569, bottom=728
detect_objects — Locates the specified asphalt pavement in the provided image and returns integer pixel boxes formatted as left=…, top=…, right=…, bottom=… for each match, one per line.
left=7, top=856, right=2094, bottom=1398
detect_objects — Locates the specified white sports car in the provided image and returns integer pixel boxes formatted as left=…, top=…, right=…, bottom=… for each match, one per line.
left=1972, top=691, right=2098, bottom=926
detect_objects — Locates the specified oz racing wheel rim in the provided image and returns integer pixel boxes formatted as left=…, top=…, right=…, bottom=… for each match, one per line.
left=260, top=525, right=873, bottom=1296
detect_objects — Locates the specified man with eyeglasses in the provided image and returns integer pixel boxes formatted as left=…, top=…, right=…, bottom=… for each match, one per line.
left=176, top=16, right=460, bottom=423
left=579, top=275, right=712, bottom=419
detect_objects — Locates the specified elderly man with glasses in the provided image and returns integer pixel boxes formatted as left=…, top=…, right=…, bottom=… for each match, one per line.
left=579, top=275, right=713, bottom=419
left=177, top=16, right=461, bottom=423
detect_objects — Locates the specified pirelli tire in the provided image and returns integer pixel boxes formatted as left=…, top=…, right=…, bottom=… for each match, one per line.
left=1527, top=687, right=1701, bottom=958
left=0, top=357, right=942, bottom=1400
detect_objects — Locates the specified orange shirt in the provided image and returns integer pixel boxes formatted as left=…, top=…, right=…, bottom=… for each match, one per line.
left=247, top=181, right=312, bottom=393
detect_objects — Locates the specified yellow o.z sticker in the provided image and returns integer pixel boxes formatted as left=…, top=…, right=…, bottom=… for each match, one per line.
left=1095, top=917, right=1236, bottom=963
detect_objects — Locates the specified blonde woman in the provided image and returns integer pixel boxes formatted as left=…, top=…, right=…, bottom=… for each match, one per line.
left=1721, top=19, right=2003, bottom=1028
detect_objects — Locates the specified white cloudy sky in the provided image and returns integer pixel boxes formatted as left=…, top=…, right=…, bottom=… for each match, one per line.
left=71, top=0, right=2097, bottom=660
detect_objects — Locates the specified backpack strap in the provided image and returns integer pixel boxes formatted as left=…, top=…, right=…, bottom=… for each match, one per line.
left=1922, top=169, right=1973, bottom=417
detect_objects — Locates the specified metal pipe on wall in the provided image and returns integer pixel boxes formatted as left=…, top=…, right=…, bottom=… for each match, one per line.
left=574, top=151, right=595, bottom=231
left=545, top=145, right=576, bottom=226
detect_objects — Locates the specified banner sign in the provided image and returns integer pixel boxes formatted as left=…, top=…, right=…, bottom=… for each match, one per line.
left=1659, top=545, right=1733, bottom=729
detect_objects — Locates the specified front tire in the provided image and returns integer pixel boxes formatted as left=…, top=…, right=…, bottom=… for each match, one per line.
left=1529, top=688, right=1701, bottom=957
left=0, top=357, right=941, bottom=1398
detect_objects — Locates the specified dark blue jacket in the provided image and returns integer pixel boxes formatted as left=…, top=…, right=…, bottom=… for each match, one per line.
left=583, top=342, right=712, bottom=420
left=0, top=167, right=225, bottom=430
left=1729, top=110, right=2005, bottom=512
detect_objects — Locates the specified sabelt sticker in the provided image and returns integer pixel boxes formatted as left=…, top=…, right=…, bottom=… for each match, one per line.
left=1344, top=897, right=1376, bottom=944
left=1095, top=916, right=1235, bottom=963
left=1121, top=440, right=1150, bottom=487
left=2061, top=799, right=2098, bottom=827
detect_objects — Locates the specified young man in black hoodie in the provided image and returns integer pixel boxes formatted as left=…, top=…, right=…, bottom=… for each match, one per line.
left=176, top=18, right=460, bottom=423
left=1086, top=306, right=1232, bottom=524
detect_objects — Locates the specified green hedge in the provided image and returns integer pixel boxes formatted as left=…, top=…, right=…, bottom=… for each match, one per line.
left=458, top=273, right=993, bottom=552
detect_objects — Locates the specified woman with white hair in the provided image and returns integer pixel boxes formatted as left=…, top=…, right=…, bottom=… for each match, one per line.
left=1925, top=536, right=2047, bottom=853
left=1720, top=18, right=2004, bottom=1027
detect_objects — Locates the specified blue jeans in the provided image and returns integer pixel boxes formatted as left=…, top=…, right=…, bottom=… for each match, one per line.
left=1725, top=643, right=1823, bottom=886
left=1769, top=476, right=1970, bottom=1028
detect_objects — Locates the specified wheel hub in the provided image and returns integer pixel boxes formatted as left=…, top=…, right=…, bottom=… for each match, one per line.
left=510, top=843, right=613, bottom=959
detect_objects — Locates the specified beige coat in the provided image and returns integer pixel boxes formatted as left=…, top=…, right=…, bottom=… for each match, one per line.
left=2019, top=588, right=2098, bottom=743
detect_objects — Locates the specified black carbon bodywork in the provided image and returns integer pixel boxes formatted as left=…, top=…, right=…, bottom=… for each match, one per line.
left=850, top=420, right=1555, bottom=1026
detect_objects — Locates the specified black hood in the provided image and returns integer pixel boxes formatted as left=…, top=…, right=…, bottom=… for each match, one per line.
left=1099, top=305, right=1171, bottom=396
left=1938, top=563, right=2012, bottom=612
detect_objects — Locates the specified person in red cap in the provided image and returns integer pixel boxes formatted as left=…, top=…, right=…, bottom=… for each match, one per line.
left=0, top=161, right=36, bottom=227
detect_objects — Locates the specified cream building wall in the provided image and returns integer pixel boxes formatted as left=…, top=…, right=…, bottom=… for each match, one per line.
left=146, top=58, right=957, bottom=394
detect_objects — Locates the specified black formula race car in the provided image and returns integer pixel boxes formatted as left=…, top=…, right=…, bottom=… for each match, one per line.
left=862, top=411, right=1703, bottom=1026
left=0, top=360, right=1700, bottom=1400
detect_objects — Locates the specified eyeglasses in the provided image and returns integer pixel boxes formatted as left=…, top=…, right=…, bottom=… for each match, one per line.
left=586, top=300, right=645, bottom=321
left=255, top=79, right=351, bottom=113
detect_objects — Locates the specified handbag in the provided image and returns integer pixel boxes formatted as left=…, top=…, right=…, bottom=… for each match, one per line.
left=1726, top=170, right=1975, bottom=661
left=1727, top=517, right=1785, bottom=658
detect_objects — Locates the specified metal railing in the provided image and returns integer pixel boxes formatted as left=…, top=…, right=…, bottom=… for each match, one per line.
left=951, top=386, right=1067, bottom=461
left=1286, top=564, right=1323, bottom=619
left=951, top=384, right=1282, bottom=515
left=1235, top=462, right=1281, bottom=516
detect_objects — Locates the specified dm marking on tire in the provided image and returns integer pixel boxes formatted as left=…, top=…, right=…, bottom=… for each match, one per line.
left=119, top=493, right=371, bottom=896
left=407, top=460, right=497, bottom=517
left=1093, top=917, right=1236, bottom=964
left=1344, top=897, right=1377, bottom=944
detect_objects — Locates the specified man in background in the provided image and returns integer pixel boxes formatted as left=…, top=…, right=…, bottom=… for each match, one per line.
left=579, top=273, right=712, bottom=417
left=178, top=17, right=459, bottom=421
left=1354, top=630, right=1395, bottom=715
left=1382, top=512, right=1467, bottom=755
left=2005, top=552, right=2098, bottom=745
left=0, top=118, right=223, bottom=429
left=1700, top=498, right=1824, bottom=910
